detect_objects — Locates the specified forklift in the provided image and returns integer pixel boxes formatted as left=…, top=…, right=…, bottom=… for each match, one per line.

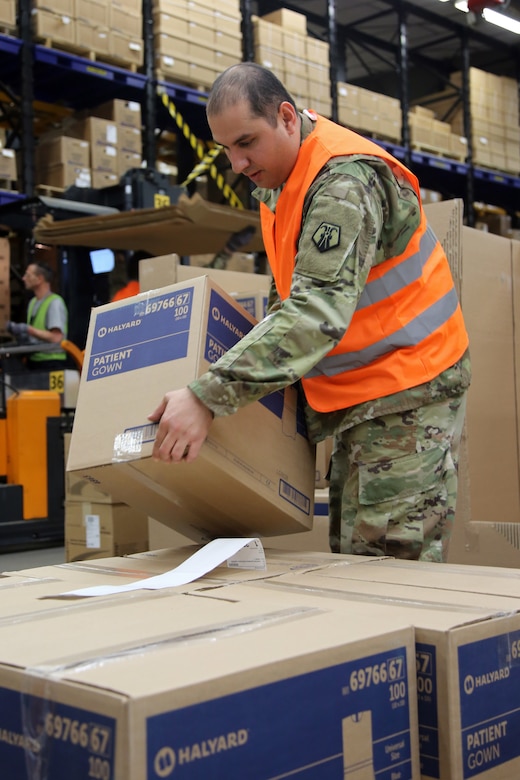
left=0, top=194, right=111, bottom=551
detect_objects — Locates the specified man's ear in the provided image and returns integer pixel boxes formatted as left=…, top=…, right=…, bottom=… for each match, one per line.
left=279, top=101, right=299, bottom=134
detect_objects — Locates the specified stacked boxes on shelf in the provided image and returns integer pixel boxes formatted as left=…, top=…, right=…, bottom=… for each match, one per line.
left=0, top=0, right=16, bottom=29
left=35, top=135, right=91, bottom=189
left=31, top=0, right=143, bottom=68
left=416, top=67, right=520, bottom=174
left=408, top=105, right=460, bottom=158
left=451, top=67, right=520, bottom=173
left=35, top=99, right=142, bottom=190
left=253, top=9, right=332, bottom=117
left=154, top=0, right=242, bottom=90
left=337, top=81, right=401, bottom=142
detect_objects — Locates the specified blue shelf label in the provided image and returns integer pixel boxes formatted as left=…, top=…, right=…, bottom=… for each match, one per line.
left=458, top=628, right=520, bottom=778
left=0, top=687, right=116, bottom=779
left=146, top=646, right=414, bottom=779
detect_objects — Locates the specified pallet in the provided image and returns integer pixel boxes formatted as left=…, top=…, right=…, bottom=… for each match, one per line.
left=0, top=24, right=16, bottom=37
left=35, top=37, right=140, bottom=73
left=35, top=183, right=66, bottom=198
left=0, top=179, right=19, bottom=192
left=410, top=142, right=465, bottom=163
left=155, top=70, right=211, bottom=93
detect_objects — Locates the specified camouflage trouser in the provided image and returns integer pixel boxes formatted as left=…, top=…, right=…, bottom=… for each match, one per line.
left=328, top=393, right=467, bottom=562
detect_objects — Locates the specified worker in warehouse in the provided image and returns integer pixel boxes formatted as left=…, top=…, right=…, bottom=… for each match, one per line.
left=7, top=261, right=68, bottom=371
left=149, top=62, right=471, bottom=563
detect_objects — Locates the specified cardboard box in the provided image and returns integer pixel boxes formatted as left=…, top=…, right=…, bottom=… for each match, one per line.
left=93, top=99, right=142, bottom=129
left=261, top=8, right=307, bottom=34
left=67, top=276, right=316, bottom=541
left=148, top=488, right=331, bottom=554
left=65, top=500, right=149, bottom=561
left=248, top=562, right=520, bottom=780
left=37, top=162, right=91, bottom=189
left=70, top=116, right=118, bottom=147
left=0, top=568, right=419, bottom=780
left=35, top=135, right=90, bottom=168
left=138, top=252, right=271, bottom=296
left=0, top=148, right=17, bottom=181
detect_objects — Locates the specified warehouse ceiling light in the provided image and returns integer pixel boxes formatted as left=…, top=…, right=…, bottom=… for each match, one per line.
left=452, top=0, right=520, bottom=33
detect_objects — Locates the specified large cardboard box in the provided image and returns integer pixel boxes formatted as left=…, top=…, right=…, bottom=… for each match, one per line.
left=65, top=500, right=149, bottom=561
left=138, top=251, right=271, bottom=296
left=0, top=569, right=419, bottom=780
left=245, top=562, right=520, bottom=780
left=448, top=228, right=520, bottom=566
left=67, top=276, right=316, bottom=541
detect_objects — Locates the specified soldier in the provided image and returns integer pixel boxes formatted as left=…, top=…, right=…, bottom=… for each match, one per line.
left=149, top=62, right=471, bottom=562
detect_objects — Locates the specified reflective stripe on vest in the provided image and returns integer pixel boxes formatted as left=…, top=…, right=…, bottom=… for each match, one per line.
left=260, top=113, right=469, bottom=411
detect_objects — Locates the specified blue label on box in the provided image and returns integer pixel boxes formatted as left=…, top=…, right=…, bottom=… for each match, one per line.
left=458, top=629, right=520, bottom=778
left=204, top=289, right=254, bottom=363
left=87, top=287, right=195, bottom=381
left=146, top=647, right=413, bottom=779
left=416, top=642, right=440, bottom=778
left=0, top=687, right=116, bottom=779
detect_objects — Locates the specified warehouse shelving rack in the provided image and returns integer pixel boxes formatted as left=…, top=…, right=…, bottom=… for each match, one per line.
left=0, top=1, right=519, bottom=219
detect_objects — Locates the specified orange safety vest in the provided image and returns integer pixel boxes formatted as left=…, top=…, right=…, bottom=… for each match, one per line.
left=260, top=114, right=469, bottom=411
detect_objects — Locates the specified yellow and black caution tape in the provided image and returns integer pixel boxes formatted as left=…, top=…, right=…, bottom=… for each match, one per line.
left=159, top=89, right=244, bottom=210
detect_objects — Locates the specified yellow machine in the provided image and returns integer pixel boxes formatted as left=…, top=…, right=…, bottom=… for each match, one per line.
left=0, top=339, right=83, bottom=546
left=5, top=390, right=61, bottom=520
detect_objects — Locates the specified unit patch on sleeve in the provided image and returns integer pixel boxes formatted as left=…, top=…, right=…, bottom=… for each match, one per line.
left=312, top=222, right=341, bottom=252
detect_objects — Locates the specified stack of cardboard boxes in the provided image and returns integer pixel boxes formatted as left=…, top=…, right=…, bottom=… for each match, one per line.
left=413, top=66, right=520, bottom=174
left=154, top=0, right=242, bottom=89
left=31, top=0, right=143, bottom=69
left=35, top=98, right=142, bottom=190
left=253, top=8, right=332, bottom=118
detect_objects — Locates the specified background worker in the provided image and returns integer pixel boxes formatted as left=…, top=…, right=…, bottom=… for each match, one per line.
left=7, top=261, right=68, bottom=371
left=149, top=62, right=471, bottom=563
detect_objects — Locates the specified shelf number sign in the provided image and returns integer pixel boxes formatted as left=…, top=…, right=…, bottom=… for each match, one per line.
left=154, top=193, right=171, bottom=208
left=49, top=370, right=65, bottom=394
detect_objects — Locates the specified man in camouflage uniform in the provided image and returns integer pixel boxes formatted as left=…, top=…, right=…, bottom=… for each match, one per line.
left=149, top=63, right=471, bottom=562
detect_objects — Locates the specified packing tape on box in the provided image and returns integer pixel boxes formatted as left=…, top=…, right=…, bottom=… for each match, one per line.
left=158, top=88, right=244, bottom=210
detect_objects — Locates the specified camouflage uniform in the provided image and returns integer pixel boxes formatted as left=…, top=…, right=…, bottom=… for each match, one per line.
left=189, top=113, right=471, bottom=561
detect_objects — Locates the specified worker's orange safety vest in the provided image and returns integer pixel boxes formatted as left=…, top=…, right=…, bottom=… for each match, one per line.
left=260, top=114, right=469, bottom=411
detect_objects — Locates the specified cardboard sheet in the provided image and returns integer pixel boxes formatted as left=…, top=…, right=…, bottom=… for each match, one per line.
left=33, top=193, right=264, bottom=255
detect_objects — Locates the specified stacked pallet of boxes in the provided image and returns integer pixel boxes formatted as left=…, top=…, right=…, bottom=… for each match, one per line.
left=253, top=9, right=332, bottom=118
left=408, top=105, right=464, bottom=159
left=414, top=66, right=520, bottom=174
left=31, top=0, right=143, bottom=69
left=0, top=0, right=15, bottom=30
left=63, top=432, right=149, bottom=562
left=337, top=81, right=402, bottom=143
left=35, top=98, right=142, bottom=190
left=154, top=0, right=242, bottom=90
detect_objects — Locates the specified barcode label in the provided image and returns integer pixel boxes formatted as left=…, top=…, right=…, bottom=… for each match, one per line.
left=279, top=480, right=311, bottom=515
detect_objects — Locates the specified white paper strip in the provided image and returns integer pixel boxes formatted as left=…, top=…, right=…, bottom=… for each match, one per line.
left=60, top=538, right=261, bottom=598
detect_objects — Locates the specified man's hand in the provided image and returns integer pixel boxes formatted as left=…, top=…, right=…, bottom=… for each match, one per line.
left=148, top=387, right=214, bottom=463
left=7, top=321, right=28, bottom=338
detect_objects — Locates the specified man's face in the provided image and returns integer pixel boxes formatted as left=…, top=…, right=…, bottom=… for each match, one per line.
left=22, top=265, right=41, bottom=292
left=207, top=99, right=300, bottom=190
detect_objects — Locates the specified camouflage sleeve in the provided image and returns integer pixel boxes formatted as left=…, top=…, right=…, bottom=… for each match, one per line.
left=190, top=160, right=418, bottom=417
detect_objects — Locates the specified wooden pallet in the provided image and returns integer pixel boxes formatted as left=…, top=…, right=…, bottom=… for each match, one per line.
left=35, top=37, right=140, bottom=73
left=0, top=24, right=16, bottom=37
left=35, top=183, right=66, bottom=198
left=0, top=179, right=19, bottom=192
left=155, top=70, right=211, bottom=93
left=410, top=142, right=465, bottom=163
